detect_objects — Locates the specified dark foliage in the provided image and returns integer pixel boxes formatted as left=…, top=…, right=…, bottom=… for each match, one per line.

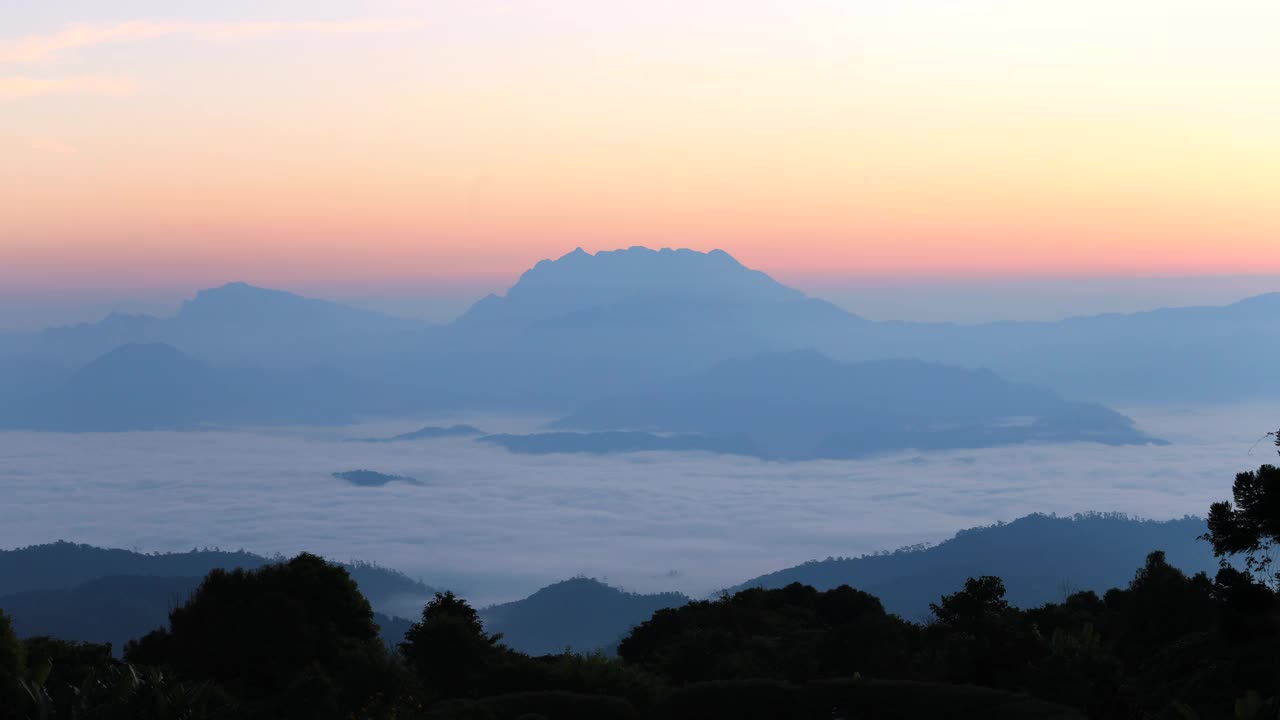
left=618, top=583, right=918, bottom=684
left=397, top=592, right=665, bottom=712
left=124, top=553, right=389, bottom=719
left=2, top=636, right=233, bottom=720
left=803, top=678, right=1084, bottom=720
left=0, top=610, right=25, bottom=717
left=429, top=691, right=640, bottom=720
left=1205, top=461, right=1280, bottom=580
left=9, top=542, right=1278, bottom=720
left=653, top=678, right=1083, bottom=720
left=926, top=576, right=1044, bottom=688
left=401, top=591, right=506, bottom=702
left=20, top=636, right=114, bottom=703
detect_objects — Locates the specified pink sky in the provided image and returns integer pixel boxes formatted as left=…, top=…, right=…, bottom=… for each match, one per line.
left=3, top=1, right=1279, bottom=291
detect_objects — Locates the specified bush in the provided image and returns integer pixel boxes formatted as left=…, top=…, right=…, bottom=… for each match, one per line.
left=651, top=680, right=800, bottom=720
left=802, top=678, right=1083, bottom=720
left=124, top=553, right=389, bottom=719
left=429, top=691, right=639, bottom=720
left=0, top=609, right=25, bottom=719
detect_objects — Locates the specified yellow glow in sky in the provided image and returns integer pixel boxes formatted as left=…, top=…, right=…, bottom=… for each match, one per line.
left=2, top=1, right=1278, bottom=288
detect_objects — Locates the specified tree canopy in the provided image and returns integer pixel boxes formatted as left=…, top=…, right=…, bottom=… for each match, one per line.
left=1205, top=463, right=1280, bottom=580
left=124, top=552, right=387, bottom=719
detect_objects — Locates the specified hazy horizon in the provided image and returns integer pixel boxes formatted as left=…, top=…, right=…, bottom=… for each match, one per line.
left=3, top=267, right=1278, bottom=333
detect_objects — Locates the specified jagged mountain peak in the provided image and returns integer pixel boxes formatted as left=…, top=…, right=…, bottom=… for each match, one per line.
left=456, top=246, right=806, bottom=328
left=509, top=246, right=779, bottom=298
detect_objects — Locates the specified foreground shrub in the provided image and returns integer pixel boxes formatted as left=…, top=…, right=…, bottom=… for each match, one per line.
left=428, top=690, right=639, bottom=720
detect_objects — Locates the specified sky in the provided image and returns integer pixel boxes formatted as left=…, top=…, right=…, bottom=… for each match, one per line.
left=2, top=1, right=1279, bottom=319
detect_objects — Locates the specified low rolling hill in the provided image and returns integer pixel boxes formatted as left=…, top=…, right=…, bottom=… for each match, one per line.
left=729, top=513, right=1219, bottom=620
left=481, top=578, right=689, bottom=656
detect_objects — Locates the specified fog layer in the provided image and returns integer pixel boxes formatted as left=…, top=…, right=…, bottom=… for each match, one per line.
left=0, top=405, right=1266, bottom=605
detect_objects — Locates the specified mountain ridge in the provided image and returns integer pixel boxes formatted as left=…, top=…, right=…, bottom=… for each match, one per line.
left=728, top=512, right=1219, bottom=619
left=0, top=514, right=1232, bottom=657
left=0, top=342, right=367, bottom=431
left=480, top=577, right=689, bottom=655
left=2, top=247, right=1277, bottom=412
left=552, top=350, right=1160, bottom=459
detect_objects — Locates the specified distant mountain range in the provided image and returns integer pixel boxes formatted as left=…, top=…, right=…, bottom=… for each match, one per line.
left=729, top=513, right=1220, bottom=620
left=358, top=424, right=485, bottom=442
left=0, top=339, right=1157, bottom=452
left=0, top=343, right=367, bottom=431
left=0, top=514, right=1224, bottom=656
left=0, top=541, right=436, bottom=620
left=0, top=282, right=425, bottom=369
left=1, top=246, right=1276, bottom=431
left=387, top=347, right=1158, bottom=460
left=550, top=351, right=1159, bottom=459
left=477, top=431, right=761, bottom=457
left=480, top=514, right=1223, bottom=653
left=839, top=292, right=1280, bottom=404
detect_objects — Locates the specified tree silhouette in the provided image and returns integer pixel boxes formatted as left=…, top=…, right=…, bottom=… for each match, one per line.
left=929, top=576, right=1010, bottom=628
left=617, top=583, right=916, bottom=685
left=1205, top=462, right=1280, bottom=582
left=1105, top=550, right=1214, bottom=654
left=400, top=591, right=504, bottom=701
left=125, top=553, right=386, bottom=719
left=928, top=576, right=1042, bottom=687
left=0, top=609, right=25, bottom=718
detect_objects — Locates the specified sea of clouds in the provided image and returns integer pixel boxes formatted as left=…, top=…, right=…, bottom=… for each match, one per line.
left=1, top=404, right=1274, bottom=607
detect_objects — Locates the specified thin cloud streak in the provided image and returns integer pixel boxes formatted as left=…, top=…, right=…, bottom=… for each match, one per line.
left=0, top=75, right=136, bottom=100
left=0, top=18, right=420, bottom=64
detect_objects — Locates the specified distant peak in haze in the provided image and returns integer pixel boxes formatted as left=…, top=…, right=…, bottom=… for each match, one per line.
left=177, top=281, right=414, bottom=332
left=509, top=246, right=798, bottom=301
left=184, top=282, right=314, bottom=311
left=78, top=342, right=207, bottom=376
left=211, top=281, right=257, bottom=291
left=457, top=246, right=806, bottom=327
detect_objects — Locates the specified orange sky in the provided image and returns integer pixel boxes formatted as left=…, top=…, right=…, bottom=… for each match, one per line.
left=2, top=1, right=1279, bottom=290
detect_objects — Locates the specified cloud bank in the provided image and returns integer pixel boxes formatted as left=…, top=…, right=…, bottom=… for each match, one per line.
left=0, top=405, right=1269, bottom=606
